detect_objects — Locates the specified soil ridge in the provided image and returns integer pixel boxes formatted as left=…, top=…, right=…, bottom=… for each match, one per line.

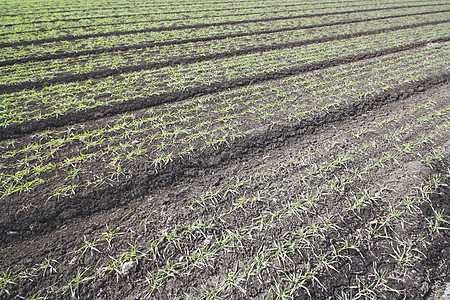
left=1, top=0, right=389, bottom=18
left=0, top=0, right=379, bottom=26
left=1, top=72, right=447, bottom=246
left=2, top=10, right=448, bottom=67
left=1, top=37, right=448, bottom=141
left=0, top=3, right=443, bottom=48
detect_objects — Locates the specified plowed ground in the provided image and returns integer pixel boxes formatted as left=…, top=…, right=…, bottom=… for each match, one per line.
left=0, top=0, right=449, bottom=299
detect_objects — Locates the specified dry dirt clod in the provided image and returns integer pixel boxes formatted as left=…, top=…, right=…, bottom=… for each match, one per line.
left=121, top=260, right=137, bottom=276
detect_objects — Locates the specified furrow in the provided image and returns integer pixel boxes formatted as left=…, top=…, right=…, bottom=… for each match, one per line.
left=0, top=0, right=375, bottom=17
left=4, top=5, right=446, bottom=61
left=0, top=3, right=443, bottom=48
left=0, top=0, right=430, bottom=35
left=0, top=72, right=447, bottom=244
left=2, top=1, right=450, bottom=298
left=0, top=35, right=448, bottom=141
left=2, top=0, right=317, bottom=16
left=1, top=10, right=447, bottom=67
left=1, top=20, right=447, bottom=93
left=0, top=0, right=375, bottom=27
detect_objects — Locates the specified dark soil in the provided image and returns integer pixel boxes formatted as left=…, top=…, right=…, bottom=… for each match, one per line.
left=1, top=77, right=449, bottom=299
left=1, top=3, right=449, bottom=297
left=0, top=3, right=441, bottom=48
left=0, top=72, right=447, bottom=244
left=2, top=9, right=446, bottom=67
left=1, top=39, right=448, bottom=141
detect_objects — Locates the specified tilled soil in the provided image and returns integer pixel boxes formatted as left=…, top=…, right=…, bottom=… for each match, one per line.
left=1, top=80, right=448, bottom=299
left=1, top=1, right=449, bottom=298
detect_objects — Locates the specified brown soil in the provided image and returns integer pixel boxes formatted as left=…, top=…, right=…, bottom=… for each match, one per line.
left=1, top=3, right=449, bottom=297
left=2, top=38, right=448, bottom=141
left=0, top=3, right=441, bottom=48
left=1, top=78, right=448, bottom=299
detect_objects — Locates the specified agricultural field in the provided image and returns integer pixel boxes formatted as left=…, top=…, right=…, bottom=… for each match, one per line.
left=0, top=0, right=449, bottom=298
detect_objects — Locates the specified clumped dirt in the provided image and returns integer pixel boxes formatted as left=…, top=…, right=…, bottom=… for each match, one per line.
left=1, top=79, right=449, bottom=299
left=0, top=3, right=440, bottom=48
left=1, top=2, right=450, bottom=298
left=1, top=72, right=447, bottom=244
left=2, top=36, right=449, bottom=140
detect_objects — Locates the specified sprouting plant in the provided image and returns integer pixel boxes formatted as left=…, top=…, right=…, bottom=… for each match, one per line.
left=0, top=270, right=16, bottom=296
left=347, top=276, right=378, bottom=300
left=224, top=269, right=246, bottom=295
left=389, top=240, right=424, bottom=268
left=387, top=205, right=405, bottom=220
left=281, top=270, right=308, bottom=297
left=144, top=269, right=165, bottom=296
left=203, top=283, right=226, bottom=299
left=190, top=243, right=217, bottom=269
left=152, top=152, right=173, bottom=171
left=159, top=259, right=180, bottom=280
left=351, top=128, right=373, bottom=138
left=270, top=240, right=294, bottom=267
left=101, top=225, right=124, bottom=248
left=39, top=258, right=58, bottom=278
left=338, top=238, right=362, bottom=257
left=427, top=206, right=450, bottom=232
left=58, top=268, right=95, bottom=298
left=249, top=247, right=269, bottom=282
left=77, top=235, right=101, bottom=256
left=395, top=142, right=413, bottom=154
left=401, top=196, right=420, bottom=213
left=420, top=149, right=444, bottom=167
left=366, top=219, right=389, bottom=239
left=271, top=279, right=290, bottom=299
left=366, top=262, right=392, bottom=293
left=314, top=250, right=338, bottom=273
left=344, top=192, right=367, bottom=213
left=416, top=133, right=433, bottom=144
left=374, top=152, right=396, bottom=168
left=162, top=227, right=183, bottom=251
left=48, top=183, right=79, bottom=202
left=320, top=216, right=340, bottom=232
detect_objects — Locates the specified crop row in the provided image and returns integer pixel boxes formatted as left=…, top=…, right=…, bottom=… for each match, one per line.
left=1, top=24, right=448, bottom=132
left=1, top=0, right=351, bottom=16
left=1, top=1, right=445, bottom=44
left=2, top=12, right=448, bottom=85
left=0, top=43, right=448, bottom=221
left=2, top=5, right=447, bottom=61
left=4, top=43, right=444, bottom=160
left=2, top=84, right=448, bottom=298
left=1, top=0, right=342, bottom=19
left=0, top=0, right=381, bottom=26
left=1, top=64, right=445, bottom=206
left=1, top=0, right=428, bottom=27
left=138, top=104, right=449, bottom=299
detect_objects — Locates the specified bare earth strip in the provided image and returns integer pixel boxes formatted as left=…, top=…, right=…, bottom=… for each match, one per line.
left=0, top=1, right=449, bottom=299
left=0, top=1, right=446, bottom=46
left=0, top=72, right=448, bottom=299
left=1, top=29, right=448, bottom=139
left=2, top=8, right=448, bottom=65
